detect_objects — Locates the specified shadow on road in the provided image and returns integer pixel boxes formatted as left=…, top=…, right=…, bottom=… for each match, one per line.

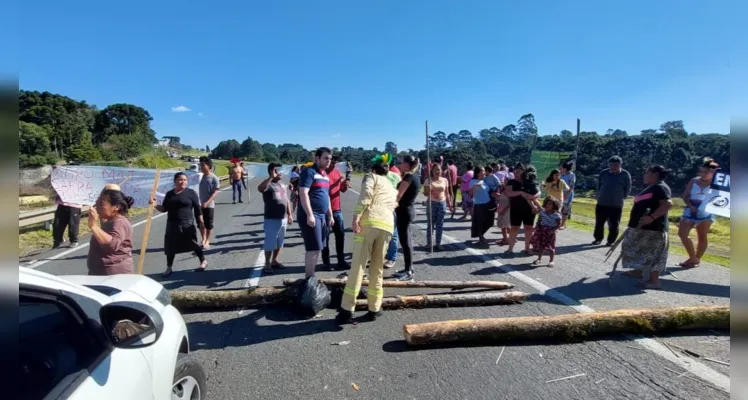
left=551, top=275, right=730, bottom=300
left=187, top=307, right=342, bottom=350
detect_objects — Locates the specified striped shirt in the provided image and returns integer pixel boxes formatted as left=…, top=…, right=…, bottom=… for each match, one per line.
left=538, top=210, right=562, bottom=228
left=299, top=165, right=330, bottom=215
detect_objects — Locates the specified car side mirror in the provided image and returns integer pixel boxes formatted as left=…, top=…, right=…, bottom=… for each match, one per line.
left=100, top=301, right=164, bottom=349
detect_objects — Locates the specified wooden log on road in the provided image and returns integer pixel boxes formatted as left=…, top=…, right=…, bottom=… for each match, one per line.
left=171, top=288, right=527, bottom=311
left=403, top=306, right=730, bottom=347
left=283, top=278, right=515, bottom=290
left=357, top=291, right=527, bottom=310
left=171, top=287, right=291, bottom=310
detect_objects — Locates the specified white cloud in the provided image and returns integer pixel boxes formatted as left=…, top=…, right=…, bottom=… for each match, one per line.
left=331, top=133, right=341, bottom=138
left=171, top=105, right=191, bottom=112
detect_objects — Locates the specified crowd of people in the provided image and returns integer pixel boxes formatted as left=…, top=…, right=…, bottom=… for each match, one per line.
left=46, top=149, right=722, bottom=321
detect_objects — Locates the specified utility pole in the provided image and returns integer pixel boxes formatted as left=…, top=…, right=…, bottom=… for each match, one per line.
left=426, top=120, right=433, bottom=254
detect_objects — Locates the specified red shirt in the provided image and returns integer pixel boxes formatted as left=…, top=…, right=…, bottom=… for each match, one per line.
left=327, top=168, right=345, bottom=211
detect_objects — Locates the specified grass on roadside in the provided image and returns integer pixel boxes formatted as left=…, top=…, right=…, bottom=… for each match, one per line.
left=19, top=207, right=151, bottom=257
left=570, top=197, right=730, bottom=259
left=452, top=190, right=730, bottom=267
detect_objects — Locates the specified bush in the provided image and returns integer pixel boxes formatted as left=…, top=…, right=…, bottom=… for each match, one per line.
left=20, top=153, right=58, bottom=167
left=135, top=154, right=184, bottom=169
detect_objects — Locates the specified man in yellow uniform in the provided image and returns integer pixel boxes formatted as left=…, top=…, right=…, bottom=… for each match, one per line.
left=336, top=154, right=399, bottom=324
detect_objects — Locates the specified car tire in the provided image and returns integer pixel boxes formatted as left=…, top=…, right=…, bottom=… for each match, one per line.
left=172, top=353, right=208, bottom=400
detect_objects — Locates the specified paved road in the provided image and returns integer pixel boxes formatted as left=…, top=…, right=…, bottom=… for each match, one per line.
left=21, top=175, right=731, bottom=399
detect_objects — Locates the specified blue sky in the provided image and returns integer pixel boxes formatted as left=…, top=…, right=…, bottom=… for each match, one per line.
left=9, top=1, right=742, bottom=152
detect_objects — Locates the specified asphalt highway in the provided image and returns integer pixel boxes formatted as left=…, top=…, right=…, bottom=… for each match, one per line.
left=21, top=175, right=731, bottom=399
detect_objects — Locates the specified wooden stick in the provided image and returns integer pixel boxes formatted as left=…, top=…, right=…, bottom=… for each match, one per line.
left=363, top=291, right=527, bottom=311
left=136, top=169, right=161, bottom=275
left=170, top=288, right=527, bottom=311
left=282, top=278, right=515, bottom=290
left=171, top=287, right=291, bottom=309
left=403, top=306, right=730, bottom=347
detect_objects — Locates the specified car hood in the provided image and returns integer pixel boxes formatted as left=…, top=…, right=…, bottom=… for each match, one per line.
left=62, top=274, right=166, bottom=303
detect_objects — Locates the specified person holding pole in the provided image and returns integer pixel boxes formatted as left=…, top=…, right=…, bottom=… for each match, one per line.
left=150, top=172, right=207, bottom=277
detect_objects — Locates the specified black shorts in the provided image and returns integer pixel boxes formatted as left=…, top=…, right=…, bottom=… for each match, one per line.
left=510, top=207, right=536, bottom=227
left=201, top=208, right=215, bottom=230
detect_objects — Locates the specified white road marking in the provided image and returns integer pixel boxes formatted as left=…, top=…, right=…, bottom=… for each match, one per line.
left=23, top=212, right=167, bottom=270
left=238, top=250, right=266, bottom=316
left=346, top=180, right=729, bottom=392
left=411, top=219, right=730, bottom=393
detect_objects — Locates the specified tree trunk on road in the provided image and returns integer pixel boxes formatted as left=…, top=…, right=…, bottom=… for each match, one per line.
left=283, top=278, right=515, bottom=290
left=171, top=288, right=527, bottom=311
left=403, top=306, right=730, bottom=346
left=171, top=287, right=291, bottom=310
left=359, top=291, right=527, bottom=311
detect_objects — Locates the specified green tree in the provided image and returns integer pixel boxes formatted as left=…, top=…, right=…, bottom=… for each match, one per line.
left=239, top=137, right=264, bottom=161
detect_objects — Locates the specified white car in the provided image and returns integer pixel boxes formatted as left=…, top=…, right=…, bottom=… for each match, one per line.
left=19, top=267, right=207, bottom=400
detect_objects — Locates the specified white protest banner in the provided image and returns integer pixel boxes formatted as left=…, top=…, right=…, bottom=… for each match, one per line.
left=335, top=161, right=350, bottom=175
left=704, top=169, right=730, bottom=218
left=51, top=166, right=200, bottom=208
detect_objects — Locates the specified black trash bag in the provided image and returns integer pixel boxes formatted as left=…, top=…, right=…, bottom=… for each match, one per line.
left=295, top=276, right=331, bottom=317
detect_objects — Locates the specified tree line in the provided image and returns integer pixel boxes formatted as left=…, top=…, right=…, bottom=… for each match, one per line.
left=19, top=90, right=729, bottom=193
left=418, top=114, right=729, bottom=193
left=18, top=90, right=204, bottom=168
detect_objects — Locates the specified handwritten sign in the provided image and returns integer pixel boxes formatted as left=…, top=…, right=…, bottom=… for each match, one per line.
left=705, top=169, right=730, bottom=218
left=51, top=166, right=200, bottom=208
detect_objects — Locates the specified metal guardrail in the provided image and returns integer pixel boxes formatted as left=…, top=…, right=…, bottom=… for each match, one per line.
left=19, top=175, right=230, bottom=229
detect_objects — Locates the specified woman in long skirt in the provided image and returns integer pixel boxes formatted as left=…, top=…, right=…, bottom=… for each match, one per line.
left=620, top=165, right=673, bottom=289
left=469, top=166, right=494, bottom=246
left=151, top=172, right=207, bottom=277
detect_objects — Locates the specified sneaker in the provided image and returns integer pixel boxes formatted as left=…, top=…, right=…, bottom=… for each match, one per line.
left=383, top=260, right=396, bottom=269
left=434, top=245, right=441, bottom=251
left=592, top=240, right=602, bottom=245
left=335, top=310, right=354, bottom=325
left=363, top=310, right=383, bottom=321
left=52, top=242, right=61, bottom=250
left=605, top=242, right=614, bottom=247
left=337, top=261, right=350, bottom=271
left=391, top=270, right=414, bottom=281
left=69, top=242, right=79, bottom=248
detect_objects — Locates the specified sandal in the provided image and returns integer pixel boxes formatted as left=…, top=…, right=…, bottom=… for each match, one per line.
left=548, top=262, right=555, bottom=268
left=532, top=259, right=541, bottom=266
left=196, top=260, right=208, bottom=272
left=271, top=262, right=286, bottom=269
left=679, top=260, right=700, bottom=269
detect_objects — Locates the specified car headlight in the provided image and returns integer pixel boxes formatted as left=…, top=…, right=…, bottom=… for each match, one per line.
left=156, top=287, right=171, bottom=306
